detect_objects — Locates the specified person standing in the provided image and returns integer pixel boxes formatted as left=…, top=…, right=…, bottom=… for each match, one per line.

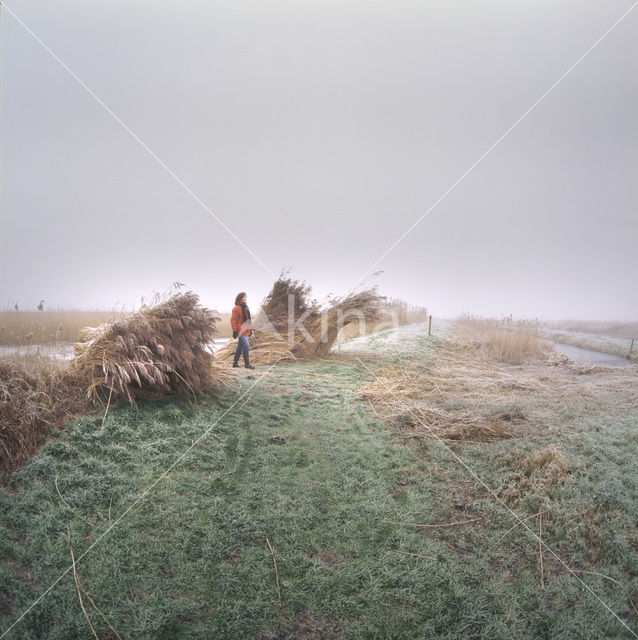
left=231, top=292, right=255, bottom=369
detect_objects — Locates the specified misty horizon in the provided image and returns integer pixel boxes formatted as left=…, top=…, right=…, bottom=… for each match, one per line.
left=2, top=1, right=637, bottom=323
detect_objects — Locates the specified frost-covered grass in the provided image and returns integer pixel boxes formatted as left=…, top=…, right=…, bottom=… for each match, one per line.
left=1, top=326, right=638, bottom=638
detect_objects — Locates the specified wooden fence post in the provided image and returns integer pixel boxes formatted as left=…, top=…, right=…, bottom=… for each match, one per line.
left=428, top=315, right=432, bottom=336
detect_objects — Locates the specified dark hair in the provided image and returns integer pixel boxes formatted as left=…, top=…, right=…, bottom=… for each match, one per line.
left=235, top=292, right=247, bottom=305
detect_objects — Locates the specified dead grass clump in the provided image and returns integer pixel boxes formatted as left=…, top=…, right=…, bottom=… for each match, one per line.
left=499, top=445, right=569, bottom=507
left=454, top=314, right=550, bottom=364
left=391, top=406, right=514, bottom=442
left=215, top=273, right=385, bottom=365
left=486, top=404, right=526, bottom=423
left=523, top=445, right=568, bottom=475
left=73, top=290, right=230, bottom=405
left=547, top=353, right=574, bottom=367
left=0, top=355, right=87, bottom=476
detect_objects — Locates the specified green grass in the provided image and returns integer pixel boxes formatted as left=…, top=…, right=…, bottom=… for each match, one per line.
left=1, top=333, right=637, bottom=639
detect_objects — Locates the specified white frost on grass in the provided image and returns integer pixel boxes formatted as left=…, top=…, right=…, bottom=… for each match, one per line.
left=335, top=319, right=454, bottom=355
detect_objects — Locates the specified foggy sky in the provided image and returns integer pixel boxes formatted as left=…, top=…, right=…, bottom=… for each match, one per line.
left=1, top=0, right=637, bottom=321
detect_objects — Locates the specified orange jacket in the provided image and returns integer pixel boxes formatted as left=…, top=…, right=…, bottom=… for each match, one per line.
left=231, top=304, right=252, bottom=337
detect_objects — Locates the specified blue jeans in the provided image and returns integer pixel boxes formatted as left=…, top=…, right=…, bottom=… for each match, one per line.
left=235, top=335, right=250, bottom=355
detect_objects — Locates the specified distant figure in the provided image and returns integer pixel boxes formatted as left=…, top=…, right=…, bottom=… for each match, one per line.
left=231, top=292, right=255, bottom=369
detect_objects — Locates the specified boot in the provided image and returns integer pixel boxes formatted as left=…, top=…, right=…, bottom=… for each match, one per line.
left=243, top=350, right=255, bottom=369
left=233, top=347, right=241, bottom=368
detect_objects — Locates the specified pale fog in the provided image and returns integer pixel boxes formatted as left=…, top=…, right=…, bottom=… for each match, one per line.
left=1, top=0, right=637, bottom=322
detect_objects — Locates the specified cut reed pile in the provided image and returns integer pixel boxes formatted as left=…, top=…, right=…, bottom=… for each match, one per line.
left=73, top=291, right=230, bottom=405
left=359, top=360, right=520, bottom=442
left=215, top=273, right=385, bottom=365
left=1, top=290, right=231, bottom=477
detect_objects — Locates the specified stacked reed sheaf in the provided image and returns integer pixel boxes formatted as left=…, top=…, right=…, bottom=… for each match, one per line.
left=73, top=291, right=229, bottom=405
left=1, top=291, right=229, bottom=476
left=215, top=273, right=385, bottom=365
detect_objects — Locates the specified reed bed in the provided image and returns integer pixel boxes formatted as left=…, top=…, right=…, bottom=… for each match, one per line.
left=453, top=314, right=551, bottom=364
left=73, top=291, right=230, bottom=405
left=215, top=274, right=385, bottom=365
left=0, top=309, right=234, bottom=345
left=0, top=310, right=116, bottom=346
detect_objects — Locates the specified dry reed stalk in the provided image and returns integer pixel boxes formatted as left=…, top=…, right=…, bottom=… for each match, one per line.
left=382, top=517, right=484, bottom=528
left=539, top=513, right=544, bottom=589
left=77, top=576, right=123, bottom=640
left=72, top=291, right=230, bottom=406
left=67, top=525, right=99, bottom=640
left=570, top=570, right=638, bottom=618
left=100, top=380, right=114, bottom=428
left=266, top=537, right=284, bottom=613
left=66, top=525, right=123, bottom=640
left=55, top=475, right=72, bottom=510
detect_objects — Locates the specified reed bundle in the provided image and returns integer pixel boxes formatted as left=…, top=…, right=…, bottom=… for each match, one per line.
left=73, top=291, right=229, bottom=405
left=214, top=274, right=385, bottom=365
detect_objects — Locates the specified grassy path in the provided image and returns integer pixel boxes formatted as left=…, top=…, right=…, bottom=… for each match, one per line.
left=1, top=327, right=638, bottom=638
